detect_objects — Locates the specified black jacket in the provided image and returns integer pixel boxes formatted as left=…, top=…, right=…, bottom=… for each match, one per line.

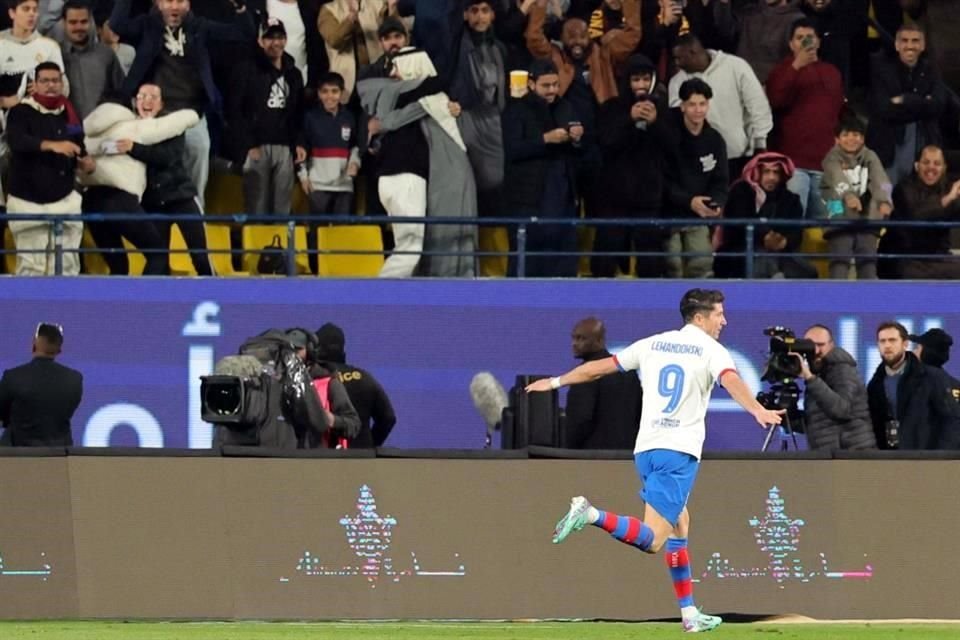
left=110, top=0, right=255, bottom=109
left=0, top=357, right=83, bottom=447
left=867, top=352, right=960, bottom=450
left=803, top=347, right=877, bottom=451
left=304, top=363, right=362, bottom=449
left=866, top=52, right=946, bottom=167
left=883, top=173, right=960, bottom=259
left=502, top=92, right=580, bottom=212
left=716, top=180, right=803, bottom=278
left=660, top=108, right=729, bottom=218
left=6, top=102, right=84, bottom=204
left=594, top=74, right=666, bottom=215
left=130, top=131, right=197, bottom=206
left=322, top=361, right=397, bottom=449
left=563, top=350, right=642, bottom=449
left=225, top=49, right=305, bottom=163
left=247, top=0, right=328, bottom=90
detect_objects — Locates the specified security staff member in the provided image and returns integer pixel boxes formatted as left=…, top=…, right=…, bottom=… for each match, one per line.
left=562, top=317, right=642, bottom=449
left=910, top=328, right=960, bottom=404
left=0, top=323, right=83, bottom=446
left=314, top=323, right=396, bottom=448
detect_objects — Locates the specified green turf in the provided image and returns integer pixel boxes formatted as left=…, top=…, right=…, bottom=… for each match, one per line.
left=0, top=621, right=958, bottom=640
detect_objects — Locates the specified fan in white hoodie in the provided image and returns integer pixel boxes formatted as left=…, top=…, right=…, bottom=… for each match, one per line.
left=80, top=102, right=199, bottom=200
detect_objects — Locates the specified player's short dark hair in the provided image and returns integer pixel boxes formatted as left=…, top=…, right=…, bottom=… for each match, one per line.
left=680, top=289, right=725, bottom=324
left=876, top=321, right=909, bottom=341
left=318, top=72, right=345, bottom=91
left=62, top=0, right=91, bottom=18
left=678, top=78, right=712, bottom=102
left=835, top=117, right=866, bottom=137
left=806, top=324, right=834, bottom=341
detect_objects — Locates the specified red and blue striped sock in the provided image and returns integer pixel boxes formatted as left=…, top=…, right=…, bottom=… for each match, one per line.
left=592, top=509, right=655, bottom=552
left=665, top=537, right=695, bottom=610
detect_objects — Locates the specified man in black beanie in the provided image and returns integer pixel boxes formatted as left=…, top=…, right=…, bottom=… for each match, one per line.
left=910, top=328, right=960, bottom=403
left=592, top=53, right=668, bottom=278
left=315, top=323, right=396, bottom=447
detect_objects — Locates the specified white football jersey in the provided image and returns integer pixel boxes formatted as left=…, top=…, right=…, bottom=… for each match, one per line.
left=614, top=324, right=736, bottom=460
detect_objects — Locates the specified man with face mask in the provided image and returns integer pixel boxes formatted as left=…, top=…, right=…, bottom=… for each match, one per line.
left=790, top=324, right=876, bottom=450
left=867, top=321, right=960, bottom=450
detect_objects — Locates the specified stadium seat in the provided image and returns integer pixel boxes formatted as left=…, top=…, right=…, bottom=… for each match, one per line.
left=203, top=223, right=246, bottom=276
left=315, top=225, right=384, bottom=277
left=800, top=227, right=830, bottom=279
left=478, top=226, right=508, bottom=277
left=242, top=224, right=311, bottom=275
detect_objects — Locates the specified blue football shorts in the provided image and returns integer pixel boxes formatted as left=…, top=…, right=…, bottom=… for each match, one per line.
left=634, top=449, right=700, bottom=527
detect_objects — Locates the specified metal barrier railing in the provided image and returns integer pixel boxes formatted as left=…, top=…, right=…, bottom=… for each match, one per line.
left=0, top=212, right=958, bottom=278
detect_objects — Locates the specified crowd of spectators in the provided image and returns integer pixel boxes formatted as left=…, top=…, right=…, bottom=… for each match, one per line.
left=0, top=0, right=959, bottom=278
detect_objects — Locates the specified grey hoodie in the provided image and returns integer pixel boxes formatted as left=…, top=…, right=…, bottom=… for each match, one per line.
left=821, top=143, right=893, bottom=221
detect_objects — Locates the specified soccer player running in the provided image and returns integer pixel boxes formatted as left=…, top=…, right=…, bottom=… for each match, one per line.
left=526, top=288, right=783, bottom=633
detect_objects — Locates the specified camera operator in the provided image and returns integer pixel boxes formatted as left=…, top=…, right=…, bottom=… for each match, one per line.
left=792, top=324, right=876, bottom=451
left=288, top=329, right=361, bottom=449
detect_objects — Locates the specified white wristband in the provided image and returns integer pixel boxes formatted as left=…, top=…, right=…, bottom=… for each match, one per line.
left=549, top=376, right=561, bottom=390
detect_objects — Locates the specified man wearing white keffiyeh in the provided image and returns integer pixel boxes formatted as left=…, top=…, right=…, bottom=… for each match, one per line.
left=358, top=47, right=477, bottom=278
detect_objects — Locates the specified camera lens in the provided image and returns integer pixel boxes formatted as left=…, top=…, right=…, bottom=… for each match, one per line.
left=205, top=382, right=242, bottom=416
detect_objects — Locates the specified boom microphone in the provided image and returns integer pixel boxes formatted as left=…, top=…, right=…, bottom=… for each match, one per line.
left=470, top=372, right=509, bottom=443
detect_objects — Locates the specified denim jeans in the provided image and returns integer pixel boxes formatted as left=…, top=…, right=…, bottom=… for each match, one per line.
left=786, top=169, right=826, bottom=219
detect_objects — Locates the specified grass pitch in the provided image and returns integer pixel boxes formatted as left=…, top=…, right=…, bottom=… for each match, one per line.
left=0, top=621, right=957, bottom=639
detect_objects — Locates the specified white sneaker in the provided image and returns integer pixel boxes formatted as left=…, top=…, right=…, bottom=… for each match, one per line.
left=552, top=496, right=591, bottom=544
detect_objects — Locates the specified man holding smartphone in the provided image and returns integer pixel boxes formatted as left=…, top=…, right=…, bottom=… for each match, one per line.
left=766, top=18, right=844, bottom=219
left=659, top=78, right=728, bottom=279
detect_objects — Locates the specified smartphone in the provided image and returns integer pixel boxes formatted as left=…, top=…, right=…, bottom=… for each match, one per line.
left=705, top=199, right=721, bottom=210
left=100, top=140, right=120, bottom=155
left=801, top=35, right=814, bottom=49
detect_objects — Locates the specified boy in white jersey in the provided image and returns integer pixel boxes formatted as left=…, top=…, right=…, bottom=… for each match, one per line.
left=526, top=288, right=782, bottom=633
left=0, top=0, right=67, bottom=108
left=0, top=0, right=68, bottom=208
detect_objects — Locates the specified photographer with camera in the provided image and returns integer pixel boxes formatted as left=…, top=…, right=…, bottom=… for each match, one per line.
left=791, top=324, right=877, bottom=451
left=290, top=328, right=361, bottom=449
left=204, top=328, right=343, bottom=450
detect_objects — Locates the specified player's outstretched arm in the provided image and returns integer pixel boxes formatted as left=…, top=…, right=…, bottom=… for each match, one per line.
left=720, top=370, right=784, bottom=428
left=525, top=357, right=619, bottom=393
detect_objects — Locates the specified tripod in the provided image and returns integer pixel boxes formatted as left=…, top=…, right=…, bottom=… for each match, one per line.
left=761, top=411, right=800, bottom=452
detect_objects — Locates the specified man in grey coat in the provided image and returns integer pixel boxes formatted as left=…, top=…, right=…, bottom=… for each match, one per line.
left=795, top=324, right=877, bottom=450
